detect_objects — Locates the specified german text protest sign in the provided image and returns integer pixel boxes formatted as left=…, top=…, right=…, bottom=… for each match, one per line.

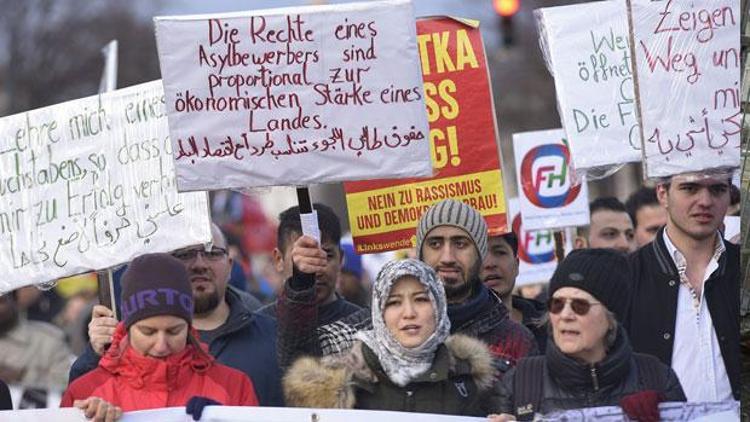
left=508, top=198, right=572, bottom=287
left=154, top=0, right=431, bottom=191
left=344, top=17, right=508, bottom=254
left=537, top=1, right=640, bottom=170
left=513, top=129, right=589, bottom=231
left=628, top=0, right=740, bottom=178
left=0, top=81, right=211, bottom=294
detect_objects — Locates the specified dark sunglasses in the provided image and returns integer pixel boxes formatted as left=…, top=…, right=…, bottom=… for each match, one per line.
left=548, top=297, right=602, bottom=316
left=172, top=247, right=228, bottom=262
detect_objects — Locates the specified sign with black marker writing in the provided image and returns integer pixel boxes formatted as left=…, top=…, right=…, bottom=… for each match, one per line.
left=0, top=81, right=211, bottom=293
left=154, top=0, right=431, bottom=191
left=628, top=0, right=740, bottom=178
left=537, top=1, right=640, bottom=170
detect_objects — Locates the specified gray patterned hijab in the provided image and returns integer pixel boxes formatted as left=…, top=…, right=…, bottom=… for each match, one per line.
left=356, top=259, right=451, bottom=387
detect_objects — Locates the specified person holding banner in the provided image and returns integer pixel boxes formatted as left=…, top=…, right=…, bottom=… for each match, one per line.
left=626, top=172, right=740, bottom=402
left=284, top=259, right=501, bottom=416
left=282, top=199, right=537, bottom=376
left=490, top=249, right=685, bottom=421
left=69, top=224, right=284, bottom=407
left=61, top=253, right=258, bottom=419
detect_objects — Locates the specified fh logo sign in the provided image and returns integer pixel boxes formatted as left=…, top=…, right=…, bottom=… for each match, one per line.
left=512, top=213, right=554, bottom=264
left=520, top=143, right=581, bottom=208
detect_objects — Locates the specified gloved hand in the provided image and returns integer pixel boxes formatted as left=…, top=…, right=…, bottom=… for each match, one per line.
left=620, top=390, right=665, bottom=422
left=185, top=396, right=221, bottom=421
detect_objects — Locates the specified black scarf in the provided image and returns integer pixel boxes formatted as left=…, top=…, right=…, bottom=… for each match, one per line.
left=546, top=325, right=632, bottom=392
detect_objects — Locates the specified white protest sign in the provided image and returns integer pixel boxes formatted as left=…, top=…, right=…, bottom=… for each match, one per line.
left=513, top=129, right=589, bottom=231
left=508, top=198, right=572, bottom=287
left=536, top=1, right=640, bottom=170
left=0, top=81, right=211, bottom=293
left=154, top=0, right=432, bottom=191
left=543, top=400, right=739, bottom=421
left=628, top=0, right=740, bottom=178
left=0, top=406, right=486, bottom=422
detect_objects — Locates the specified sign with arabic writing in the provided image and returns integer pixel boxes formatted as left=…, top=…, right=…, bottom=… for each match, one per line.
left=536, top=1, right=640, bottom=170
left=513, top=129, right=589, bottom=231
left=344, top=17, right=508, bottom=254
left=628, top=0, right=740, bottom=178
left=0, top=81, right=211, bottom=293
left=154, top=0, right=431, bottom=191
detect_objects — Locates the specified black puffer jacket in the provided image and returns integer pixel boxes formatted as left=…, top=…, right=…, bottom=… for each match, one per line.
left=496, top=327, right=686, bottom=419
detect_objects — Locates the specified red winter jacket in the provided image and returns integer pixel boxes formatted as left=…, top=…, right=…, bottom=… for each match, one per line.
left=61, top=323, right=258, bottom=411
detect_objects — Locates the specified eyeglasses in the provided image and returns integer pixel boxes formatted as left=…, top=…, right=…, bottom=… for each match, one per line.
left=548, top=297, right=602, bottom=316
left=172, top=247, right=228, bottom=262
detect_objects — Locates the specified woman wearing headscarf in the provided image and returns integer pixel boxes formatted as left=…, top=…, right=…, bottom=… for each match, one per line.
left=61, top=253, right=258, bottom=421
left=489, top=249, right=685, bottom=422
left=283, top=258, right=500, bottom=415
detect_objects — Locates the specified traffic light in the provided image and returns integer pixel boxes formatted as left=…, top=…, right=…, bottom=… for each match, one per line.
left=493, top=0, right=519, bottom=46
left=494, top=0, right=519, bottom=17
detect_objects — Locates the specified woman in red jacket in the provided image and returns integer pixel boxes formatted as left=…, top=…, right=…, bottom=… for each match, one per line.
left=61, top=253, right=258, bottom=421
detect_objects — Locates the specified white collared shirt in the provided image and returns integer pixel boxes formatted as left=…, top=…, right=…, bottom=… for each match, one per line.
left=663, top=229, right=732, bottom=402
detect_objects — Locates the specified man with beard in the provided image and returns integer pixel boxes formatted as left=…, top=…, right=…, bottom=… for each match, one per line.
left=282, top=199, right=537, bottom=376
left=0, top=291, right=73, bottom=391
left=68, top=224, right=284, bottom=406
left=480, top=232, right=547, bottom=352
left=626, top=172, right=739, bottom=402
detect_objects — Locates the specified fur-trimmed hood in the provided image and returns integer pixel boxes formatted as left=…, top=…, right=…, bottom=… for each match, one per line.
left=283, top=334, right=496, bottom=409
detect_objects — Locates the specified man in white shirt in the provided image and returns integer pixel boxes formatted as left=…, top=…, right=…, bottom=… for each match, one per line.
left=625, top=171, right=739, bottom=402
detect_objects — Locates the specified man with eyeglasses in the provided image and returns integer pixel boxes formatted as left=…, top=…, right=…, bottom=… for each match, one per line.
left=67, top=224, right=285, bottom=406
left=626, top=172, right=739, bottom=402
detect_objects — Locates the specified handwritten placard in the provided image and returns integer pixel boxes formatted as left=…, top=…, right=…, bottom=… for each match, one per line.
left=537, top=1, right=640, bottom=170
left=628, top=0, right=740, bottom=178
left=513, top=129, right=590, bottom=231
left=0, top=81, right=211, bottom=293
left=154, top=0, right=431, bottom=191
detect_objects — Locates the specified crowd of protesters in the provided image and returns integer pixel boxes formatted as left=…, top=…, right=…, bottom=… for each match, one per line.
left=0, top=171, right=740, bottom=422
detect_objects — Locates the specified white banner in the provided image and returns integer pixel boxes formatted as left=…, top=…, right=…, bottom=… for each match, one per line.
left=536, top=1, right=640, bottom=170
left=508, top=198, right=572, bottom=287
left=544, top=400, right=739, bottom=421
left=0, top=406, right=485, bottom=422
left=154, top=0, right=432, bottom=191
left=513, top=129, right=589, bottom=231
left=0, top=81, right=211, bottom=293
left=628, top=0, right=740, bottom=178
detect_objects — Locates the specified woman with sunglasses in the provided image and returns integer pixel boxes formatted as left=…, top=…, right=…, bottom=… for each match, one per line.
left=283, top=259, right=502, bottom=416
left=489, top=249, right=685, bottom=422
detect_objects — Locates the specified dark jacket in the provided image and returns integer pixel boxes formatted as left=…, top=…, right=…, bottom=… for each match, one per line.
left=496, top=327, right=686, bottom=418
left=625, top=228, right=740, bottom=399
left=68, top=286, right=284, bottom=406
left=284, top=334, right=501, bottom=416
left=0, top=379, right=10, bottom=410
left=259, top=293, right=361, bottom=326
left=278, top=278, right=537, bottom=375
left=512, top=295, right=547, bottom=353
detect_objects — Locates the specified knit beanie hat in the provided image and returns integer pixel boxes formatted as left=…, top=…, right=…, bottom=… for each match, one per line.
left=548, top=248, right=631, bottom=321
left=120, top=253, right=193, bottom=329
left=416, top=199, right=488, bottom=262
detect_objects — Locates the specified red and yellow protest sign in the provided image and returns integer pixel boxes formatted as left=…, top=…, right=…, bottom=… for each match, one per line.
left=344, top=17, right=508, bottom=254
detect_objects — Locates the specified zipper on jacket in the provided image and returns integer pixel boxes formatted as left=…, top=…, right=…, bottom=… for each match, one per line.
left=590, top=366, right=600, bottom=391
